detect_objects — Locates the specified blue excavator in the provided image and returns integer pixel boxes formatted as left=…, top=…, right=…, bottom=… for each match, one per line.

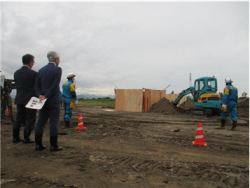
left=172, top=76, right=222, bottom=116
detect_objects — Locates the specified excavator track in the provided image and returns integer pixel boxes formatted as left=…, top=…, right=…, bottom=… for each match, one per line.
left=186, top=108, right=213, bottom=116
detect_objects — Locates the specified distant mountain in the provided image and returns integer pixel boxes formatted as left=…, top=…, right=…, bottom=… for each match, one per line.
left=77, top=94, right=115, bottom=99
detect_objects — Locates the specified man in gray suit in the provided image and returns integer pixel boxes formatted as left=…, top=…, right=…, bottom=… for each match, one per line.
left=13, top=54, right=37, bottom=144
left=34, top=51, right=63, bottom=152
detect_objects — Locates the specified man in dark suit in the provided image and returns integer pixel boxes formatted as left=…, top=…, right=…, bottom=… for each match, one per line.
left=34, top=51, right=63, bottom=152
left=13, top=54, right=37, bottom=143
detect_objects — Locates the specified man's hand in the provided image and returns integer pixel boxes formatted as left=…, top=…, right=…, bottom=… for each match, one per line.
left=39, top=95, right=47, bottom=101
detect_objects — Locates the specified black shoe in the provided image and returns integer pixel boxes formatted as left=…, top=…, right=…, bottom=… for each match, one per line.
left=232, top=121, right=237, bottom=130
left=35, top=144, right=46, bottom=151
left=65, top=125, right=74, bottom=128
left=13, top=128, right=23, bottom=143
left=50, top=145, right=63, bottom=152
left=50, top=135, right=63, bottom=152
left=13, top=138, right=24, bottom=143
left=35, top=134, right=46, bottom=151
left=23, top=129, right=35, bottom=144
left=65, top=121, right=74, bottom=128
left=23, top=139, right=35, bottom=144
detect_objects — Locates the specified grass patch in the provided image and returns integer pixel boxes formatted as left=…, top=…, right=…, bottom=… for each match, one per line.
left=78, top=98, right=115, bottom=105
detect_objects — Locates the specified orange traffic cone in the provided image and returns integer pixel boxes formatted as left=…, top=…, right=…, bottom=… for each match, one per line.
left=192, top=123, right=207, bottom=146
left=75, top=113, right=87, bottom=130
left=5, top=107, right=9, bottom=114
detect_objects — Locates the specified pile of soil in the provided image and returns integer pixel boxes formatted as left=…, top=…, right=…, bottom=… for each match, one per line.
left=238, top=98, right=249, bottom=108
left=148, top=98, right=186, bottom=114
left=149, top=97, right=249, bottom=119
left=179, top=100, right=195, bottom=110
left=237, top=98, right=249, bottom=118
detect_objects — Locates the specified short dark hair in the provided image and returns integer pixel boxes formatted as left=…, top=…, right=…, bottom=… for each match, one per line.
left=22, top=54, right=34, bottom=65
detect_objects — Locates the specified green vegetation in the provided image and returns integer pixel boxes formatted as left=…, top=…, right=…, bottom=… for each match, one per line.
left=78, top=98, right=115, bottom=105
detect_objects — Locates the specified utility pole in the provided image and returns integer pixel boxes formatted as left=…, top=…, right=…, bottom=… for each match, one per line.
left=188, top=73, right=192, bottom=100
left=189, top=73, right=192, bottom=87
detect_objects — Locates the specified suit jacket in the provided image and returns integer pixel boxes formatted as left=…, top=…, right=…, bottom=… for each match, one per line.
left=35, top=62, right=62, bottom=103
left=14, top=66, right=37, bottom=105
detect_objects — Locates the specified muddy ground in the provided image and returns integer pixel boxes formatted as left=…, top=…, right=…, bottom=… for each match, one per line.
left=1, top=98, right=249, bottom=188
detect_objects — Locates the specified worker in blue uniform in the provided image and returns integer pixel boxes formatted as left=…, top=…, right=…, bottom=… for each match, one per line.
left=218, top=77, right=238, bottom=130
left=62, top=73, right=77, bottom=128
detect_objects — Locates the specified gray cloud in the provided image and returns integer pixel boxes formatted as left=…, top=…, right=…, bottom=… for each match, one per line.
left=1, top=2, right=249, bottom=97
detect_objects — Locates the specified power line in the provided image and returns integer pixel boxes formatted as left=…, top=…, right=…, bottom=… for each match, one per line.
left=163, top=84, right=171, bottom=90
left=111, top=82, right=119, bottom=89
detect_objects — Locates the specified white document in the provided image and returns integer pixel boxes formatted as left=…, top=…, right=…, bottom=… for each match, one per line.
left=25, top=97, right=47, bottom=109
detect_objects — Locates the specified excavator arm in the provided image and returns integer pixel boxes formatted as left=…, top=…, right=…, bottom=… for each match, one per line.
left=172, top=87, right=194, bottom=106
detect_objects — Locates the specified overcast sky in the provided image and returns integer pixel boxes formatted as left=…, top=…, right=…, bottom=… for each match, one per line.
left=0, top=1, right=249, bottom=98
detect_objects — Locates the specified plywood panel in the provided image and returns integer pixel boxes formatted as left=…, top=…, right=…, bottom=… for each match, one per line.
left=115, top=89, right=143, bottom=112
left=115, top=89, right=125, bottom=111
left=143, top=89, right=150, bottom=112
left=124, top=89, right=143, bottom=112
left=143, top=89, right=166, bottom=112
left=165, top=94, right=178, bottom=102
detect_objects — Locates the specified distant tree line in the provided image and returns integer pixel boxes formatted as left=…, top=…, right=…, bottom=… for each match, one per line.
left=78, top=97, right=114, bottom=100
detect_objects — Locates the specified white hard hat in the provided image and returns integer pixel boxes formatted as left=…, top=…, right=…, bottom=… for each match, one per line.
left=225, top=77, right=233, bottom=84
left=67, top=73, right=76, bottom=79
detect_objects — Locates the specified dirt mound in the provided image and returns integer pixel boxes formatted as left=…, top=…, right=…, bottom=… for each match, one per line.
left=237, top=98, right=249, bottom=118
left=179, top=100, right=195, bottom=110
left=237, top=98, right=249, bottom=108
left=148, top=98, right=186, bottom=114
left=149, top=97, right=249, bottom=118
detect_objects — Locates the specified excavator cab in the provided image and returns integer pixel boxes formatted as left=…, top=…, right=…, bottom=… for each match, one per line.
left=193, top=76, right=221, bottom=111
left=193, top=77, right=218, bottom=102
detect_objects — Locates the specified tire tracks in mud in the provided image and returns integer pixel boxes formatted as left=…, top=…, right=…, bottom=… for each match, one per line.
left=73, top=150, right=249, bottom=188
left=2, top=104, right=248, bottom=188
left=57, top=106, right=249, bottom=187
left=54, top=127, right=249, bottom=188
left=0, top=176, right=78, bottom=188
left=74, top=112, right=248, bottom=157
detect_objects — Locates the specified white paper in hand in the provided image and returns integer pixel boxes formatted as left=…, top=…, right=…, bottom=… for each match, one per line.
left=25, top=97, right=47, bottom=109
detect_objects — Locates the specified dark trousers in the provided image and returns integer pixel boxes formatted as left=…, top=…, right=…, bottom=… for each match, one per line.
left=14, top=104, right=36, bottom=130
left=35, top=102, right=60, bottom=136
